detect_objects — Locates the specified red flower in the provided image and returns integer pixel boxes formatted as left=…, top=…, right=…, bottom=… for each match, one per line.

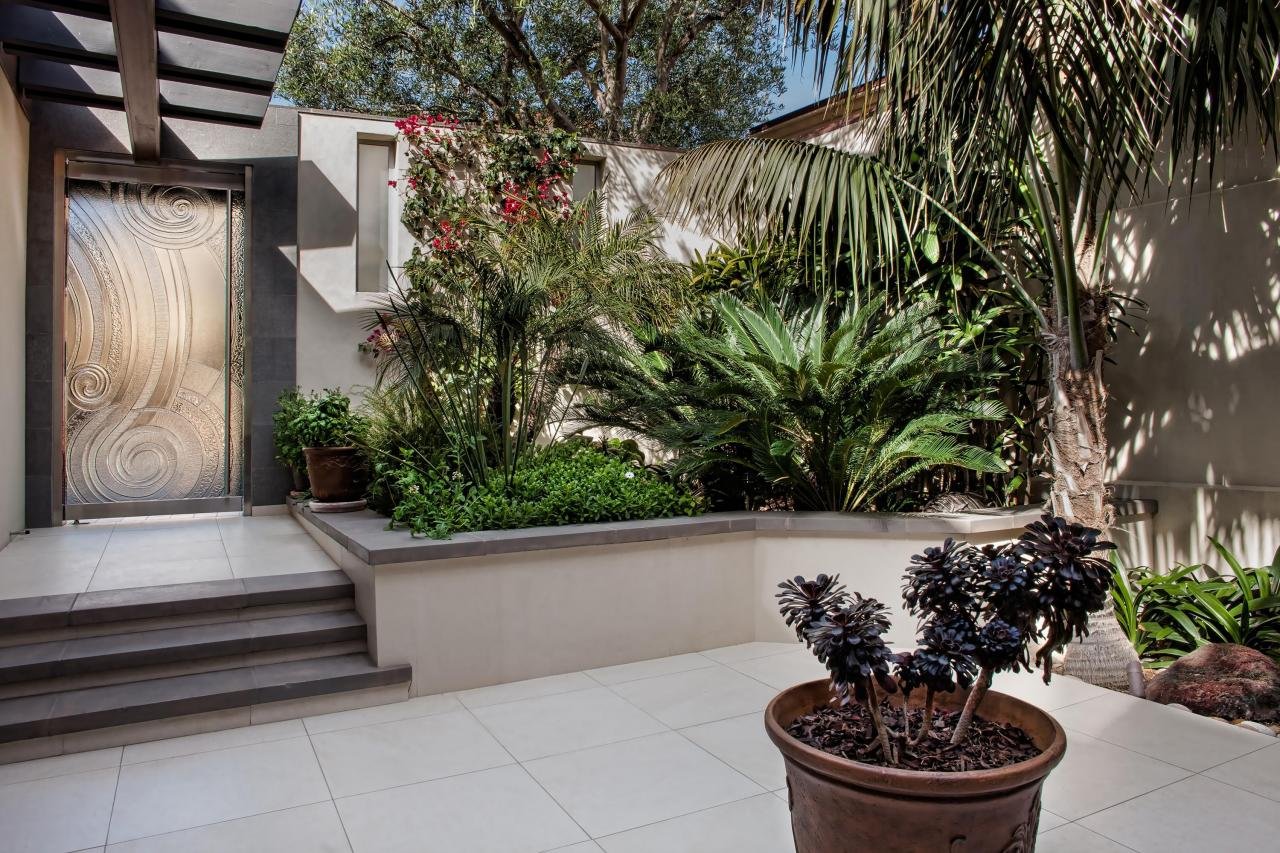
left=387, top=179, right=397, bottom=187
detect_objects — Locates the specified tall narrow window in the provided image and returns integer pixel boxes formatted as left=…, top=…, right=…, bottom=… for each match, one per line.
left=572, top=160, right=601, bottom=201
left=356, top=140, right=394, bottom=292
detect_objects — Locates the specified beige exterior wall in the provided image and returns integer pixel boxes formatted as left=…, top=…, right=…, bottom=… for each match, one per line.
left=0, top=74, right=28, bottom=547
left=294, top=111, right=713, bottom=398
left=1107, top=141, right=1280, bottom=570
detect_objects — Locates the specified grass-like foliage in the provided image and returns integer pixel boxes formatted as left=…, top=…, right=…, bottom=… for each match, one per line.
left=779, top=514, right=1114, bottom=764
left=385, top=440, right=702, bottom=539
left=1112, top=540, right=1280, bottom=666
left=583, top=293, right=1007, bottom=511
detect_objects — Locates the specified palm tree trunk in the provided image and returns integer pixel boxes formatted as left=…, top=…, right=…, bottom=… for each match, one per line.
left=1045, top=324, right=1140, bottom=692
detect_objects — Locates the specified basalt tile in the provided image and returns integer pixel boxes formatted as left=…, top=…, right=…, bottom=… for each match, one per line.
left=47, top=668, right=258, bottom=734
left=250, top=654, right=410, bottom=704
left=0, top=592, right=75, bottom=632
left=0, top=692, right=57, bottom=741
left=69, top=579, right=249, bottom=625
left=0, top=639, right=66, bottom=683
left=240, top=570, right=352, bottom=605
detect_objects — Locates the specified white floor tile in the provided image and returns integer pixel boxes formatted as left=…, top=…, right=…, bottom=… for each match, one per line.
left=0, top=556, right=98, bottom=598
left=991, top=671, right=1113, bottom=711
left=108, top=737, right=331, bottom=843
left=1036, top=823, right=1134, bottom=852
left=700, top=642, right=801, bottom=664
left=122, top=720, right=306, bottom=764
left=680, top=712, right=786, bottom=790
left=1203, top=741, right=1280, bottom=802
left=524, top=731, right=762, bottom=837
left=87, top=556, right=234, bottom=591
left=1053, top=691, right=1274, bottom=771
left=310, top=709, right=512, bottom=798
left=0, top=747, right=121, bottom=786
left=0, top=767, right=118, bottom=853
left=336, top=765, right=586, bottom=853
left=95, top=538, right=227, bottom=569
left=597, top=793, right=794, bottom=853
left=1080, top=774, right=1280, bottom=852
left=1037, top=809, right=1068, bottom=834
left=610, top=665, right=777, bottom=728
left=586, top=654, right=716, bottom=686
left=104, top=801, right=350, bottom=852
left=546, top=843, right=604, bottom=852
left=472, top=687, right=666, bottom=761
left=1041, top=730, right=1189, bottom=820
left=229, top=548, right=337, bottom=578
left=458, top=672, right=598, bottom=709
left=304, top=692, right=462, bottom=735
left=220, top=531, right=323, bottom=558
left=726, top=650, right=827, bottom=690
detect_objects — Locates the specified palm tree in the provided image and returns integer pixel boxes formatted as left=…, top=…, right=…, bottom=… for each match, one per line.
left=659, top=1, right=1280, bottom=688
left=583, top=294, right=1008, bottom=511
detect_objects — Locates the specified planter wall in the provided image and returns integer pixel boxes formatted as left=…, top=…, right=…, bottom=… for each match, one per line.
left=291, top=504, right=1155, bottom=697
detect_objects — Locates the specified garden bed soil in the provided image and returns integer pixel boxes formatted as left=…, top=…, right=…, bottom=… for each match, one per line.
left=787, top=702, right=1040, bottom=772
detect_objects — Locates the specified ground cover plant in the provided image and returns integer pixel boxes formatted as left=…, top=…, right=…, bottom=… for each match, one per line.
left=778, top=514, right=1114, bottom=768
left=1112, top=540, right=1280, bottom=667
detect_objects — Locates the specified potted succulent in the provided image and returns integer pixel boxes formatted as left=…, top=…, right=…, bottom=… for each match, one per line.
left=275, top=388, right=368, bottom=509
left=769, top=514, right=1114, bottom=852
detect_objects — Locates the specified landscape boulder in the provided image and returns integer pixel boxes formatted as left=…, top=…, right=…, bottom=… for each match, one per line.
left=1146, top=643, right=1280, bottom=723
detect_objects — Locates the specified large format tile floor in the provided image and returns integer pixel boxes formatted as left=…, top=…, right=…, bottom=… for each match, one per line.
left=0, top=514, right=336, bottom=599
left=0, top=638, right=1277, bottom=852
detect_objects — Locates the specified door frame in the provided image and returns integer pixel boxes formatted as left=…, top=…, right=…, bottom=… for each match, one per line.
left=52, top=151, right=254, bottom=522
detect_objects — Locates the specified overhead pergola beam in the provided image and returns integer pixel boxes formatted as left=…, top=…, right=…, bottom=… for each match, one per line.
left=107, top=0, right=159, bottom=160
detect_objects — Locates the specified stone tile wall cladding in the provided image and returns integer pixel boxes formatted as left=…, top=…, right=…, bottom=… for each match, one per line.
left=23, top=103, right=300, bottom=526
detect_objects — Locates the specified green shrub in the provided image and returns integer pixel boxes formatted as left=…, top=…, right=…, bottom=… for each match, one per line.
left=582, top=293, right=1007, bottom=512
left=1111, top=539, right=1280, bottom=666
left=272, top=388, right=367, bottom=459
left=387, top=442, right=703, bottom=539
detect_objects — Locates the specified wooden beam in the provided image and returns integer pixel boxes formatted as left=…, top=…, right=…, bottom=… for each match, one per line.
left=108, top=0, right=160, bottom=161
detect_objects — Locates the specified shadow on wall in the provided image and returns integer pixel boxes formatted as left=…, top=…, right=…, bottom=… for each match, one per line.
left=1106, top=147, right=1280, bottom=568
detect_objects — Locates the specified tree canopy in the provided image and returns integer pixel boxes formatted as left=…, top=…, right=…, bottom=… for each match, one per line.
left=278, top=0, right=786, bottom=148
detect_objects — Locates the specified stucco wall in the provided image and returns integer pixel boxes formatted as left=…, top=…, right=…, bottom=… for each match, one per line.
left=295, top=112, right=715, bottom=397
left=1107, top=141, right=1280, bottom=569
left=22, top=103, right=300, bottom=524
left=0, top=73, right=28, bottom=547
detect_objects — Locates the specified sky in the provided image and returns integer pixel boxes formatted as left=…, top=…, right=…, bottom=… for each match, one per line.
left=770, top=47, right=836, bottom=119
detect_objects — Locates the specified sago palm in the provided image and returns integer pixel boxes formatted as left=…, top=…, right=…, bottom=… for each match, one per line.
left=659, top=0, right=1280, bottom=688
left=583, top=294, right=1008, bottom=511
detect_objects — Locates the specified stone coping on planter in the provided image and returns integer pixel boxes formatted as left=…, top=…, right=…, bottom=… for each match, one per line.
left=289, top=498, right=1157, bottom=567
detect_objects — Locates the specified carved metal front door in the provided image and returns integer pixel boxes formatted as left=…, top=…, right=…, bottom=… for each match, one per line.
left=63, top=177, right=245, bottom=518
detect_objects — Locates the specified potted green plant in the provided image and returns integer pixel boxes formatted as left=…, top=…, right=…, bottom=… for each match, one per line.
left=768, top=514, right=1114, bottom=852
left=272, top=388, right=311, bottom=494
left=276, top=389, right=367, bottom=509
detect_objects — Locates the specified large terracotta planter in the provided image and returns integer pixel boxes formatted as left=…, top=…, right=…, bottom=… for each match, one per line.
left=766, top=679, right=1067, bottom=853
left=303, top=446, right=365, bottom=503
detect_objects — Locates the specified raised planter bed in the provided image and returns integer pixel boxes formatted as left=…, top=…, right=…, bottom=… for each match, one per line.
left=289, top=500, right=1155, bottom=696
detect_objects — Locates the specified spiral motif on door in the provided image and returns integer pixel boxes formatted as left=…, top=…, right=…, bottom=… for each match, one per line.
left=67, top=362, right=112, bottom=410
left=118, top=184, right=222, bottom=249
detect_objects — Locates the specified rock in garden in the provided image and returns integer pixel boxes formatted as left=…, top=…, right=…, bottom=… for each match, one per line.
left=1146, top=644, right=1280, bottom=723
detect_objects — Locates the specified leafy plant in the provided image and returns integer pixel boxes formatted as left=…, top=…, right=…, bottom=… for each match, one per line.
left=583, top=293, right=1008, bottom=512
left=780, top=514, right=1114, bottom=764
left=273, top=388, right=367, bottom=458
left=373, top=194, right=688, bottom=489
left=1111, top=541, right=1280, bottom=666
left=386, top=441, right=703, bottom=539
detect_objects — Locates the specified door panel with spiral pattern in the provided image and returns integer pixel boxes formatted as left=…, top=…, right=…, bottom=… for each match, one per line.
left=64, top=179, right=244, bottom=509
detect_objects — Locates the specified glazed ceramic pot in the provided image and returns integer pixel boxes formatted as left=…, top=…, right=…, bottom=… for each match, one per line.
left=766, top=679, right=1067, bottom=853
left=302, top=446, right=365, bottom=504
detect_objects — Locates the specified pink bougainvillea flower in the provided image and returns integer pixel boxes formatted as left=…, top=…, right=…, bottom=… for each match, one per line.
left=387, top=179, right=397, bottom=187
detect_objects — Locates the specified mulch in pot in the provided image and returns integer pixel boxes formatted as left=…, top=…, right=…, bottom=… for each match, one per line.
left=787, top=702, right=1040, bottom=772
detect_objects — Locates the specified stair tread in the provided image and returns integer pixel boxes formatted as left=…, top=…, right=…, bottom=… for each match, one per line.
left=0, top=611, right=366, bottom=683
left=0, top=571, right=353, bottom=632
left=0, top=654, right=412, bottom=742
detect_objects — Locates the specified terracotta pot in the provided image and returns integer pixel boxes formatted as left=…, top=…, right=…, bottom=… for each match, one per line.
left=766, top=679, right=1067, bottom=853
left=302, top=446, right=365, bottom=503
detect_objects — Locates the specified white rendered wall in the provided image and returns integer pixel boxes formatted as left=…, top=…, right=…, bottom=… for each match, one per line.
left=0, top=74, right=28, bottom=545
left=1107, top=140, right=1280, bottom=569
left=295, top=112, right=715, bottom=399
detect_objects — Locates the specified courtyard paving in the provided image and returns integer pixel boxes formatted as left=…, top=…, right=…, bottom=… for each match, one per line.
left=0, top=638, right=1277, bottom=852
left=2, top=517, right=1279, bottom=851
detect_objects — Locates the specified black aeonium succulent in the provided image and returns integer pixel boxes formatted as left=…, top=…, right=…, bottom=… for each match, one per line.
left=920, top=614, right=980, bottom=690
left=776, top=573, right=849, bottom=645
left=979, top=543, right=1036, bottom=623
left=902, top=538, right=981, bottom=620
left=1017, top=514, right=1115, bottom=678
left=974, top=618, right=1026, bottom=672
left=807, top=594, right=897, bottom=704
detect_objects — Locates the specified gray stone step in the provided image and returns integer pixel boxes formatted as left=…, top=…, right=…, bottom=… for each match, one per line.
left=0, top=571, right=354, bottom=634
left=0, top=654, right=412, bottom=743
left=0, top=610, right=367, bottom=685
